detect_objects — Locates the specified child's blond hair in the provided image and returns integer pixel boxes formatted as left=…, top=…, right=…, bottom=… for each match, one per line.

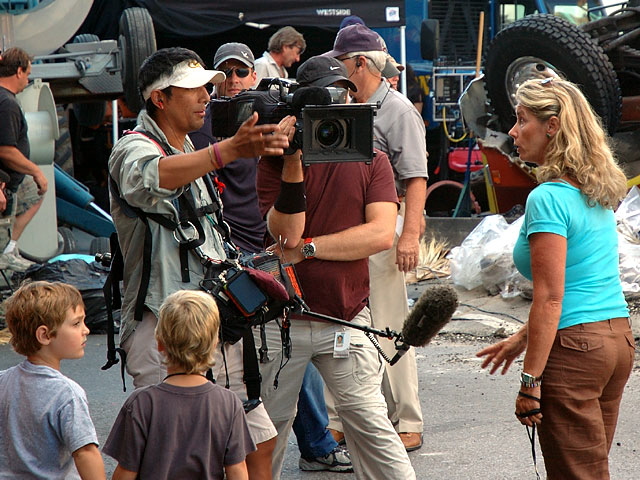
left=156, top=290, right=220, bottom=374
left=6, top=281, right=84, bottom=356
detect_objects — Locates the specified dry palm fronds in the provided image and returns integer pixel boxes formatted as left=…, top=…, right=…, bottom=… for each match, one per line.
left=0, top=327, right=11, bottom=346
left=406, top=237, right=451, bottom=283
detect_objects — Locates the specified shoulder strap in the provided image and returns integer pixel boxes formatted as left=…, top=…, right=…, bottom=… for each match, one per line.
left=202, top=172, right=240, bottom=259
left=242, top=329, right=262, bottom=406
left=125, top=129, right=239, bottom=256
left=123, top=129, right=171, bottom=156
left=101, top=232, right=128, bottom=391
left=105, top=130, right=209, bottom=332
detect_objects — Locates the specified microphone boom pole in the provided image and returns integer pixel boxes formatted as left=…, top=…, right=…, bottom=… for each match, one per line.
left=296, top=302, right=399, bottom=341
left=292, top=284, right=458, bottom=365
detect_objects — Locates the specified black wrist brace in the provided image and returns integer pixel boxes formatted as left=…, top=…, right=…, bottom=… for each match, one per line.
left=274, top=180, right=306, bottom=214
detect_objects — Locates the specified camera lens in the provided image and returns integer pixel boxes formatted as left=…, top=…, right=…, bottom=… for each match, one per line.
left=315, top=120, right=344, bottom=148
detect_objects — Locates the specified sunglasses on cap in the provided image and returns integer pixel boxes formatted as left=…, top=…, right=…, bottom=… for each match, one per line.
left=224, top=67, right=251, bottom=78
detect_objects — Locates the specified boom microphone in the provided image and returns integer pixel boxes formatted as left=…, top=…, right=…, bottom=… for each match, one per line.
left=389, top=285, right=458, bottom=365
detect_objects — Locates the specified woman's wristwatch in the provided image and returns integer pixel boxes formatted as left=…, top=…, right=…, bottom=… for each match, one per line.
left=520, top=372, right=542, bottom=388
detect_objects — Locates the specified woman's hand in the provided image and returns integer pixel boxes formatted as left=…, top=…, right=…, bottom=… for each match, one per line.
left=515, top=386, right=542, bottom=426
left=476, top=329, right=527, bottom=375
left=0, top=185, right=6, bottom=213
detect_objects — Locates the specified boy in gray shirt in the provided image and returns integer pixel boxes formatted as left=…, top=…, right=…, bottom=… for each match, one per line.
left=103, top=290, right=255, bottom=479
left=0, top=281, right=104, bottom=480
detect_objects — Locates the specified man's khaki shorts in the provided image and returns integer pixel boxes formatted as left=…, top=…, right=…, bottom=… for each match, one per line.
left=0, top=177, right=42, bottom=249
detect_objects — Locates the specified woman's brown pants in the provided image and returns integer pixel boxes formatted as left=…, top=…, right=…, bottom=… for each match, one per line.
left=539, top=318, right=634, bottom=480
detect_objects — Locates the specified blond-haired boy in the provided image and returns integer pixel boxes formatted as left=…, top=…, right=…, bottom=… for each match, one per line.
left=0, top=281, right=105, bottom=479
left=103, top=290, right=256, bottom=480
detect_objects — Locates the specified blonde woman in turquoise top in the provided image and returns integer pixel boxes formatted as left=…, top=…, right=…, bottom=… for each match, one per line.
left=476, top=78, right=633, bottom=480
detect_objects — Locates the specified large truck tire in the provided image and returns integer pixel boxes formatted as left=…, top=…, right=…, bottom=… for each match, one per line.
left=484, top=14, right=620, bottom=135
left=54, top=106, right=73, bottom=175
left=119, top=7, right=156, bottom=114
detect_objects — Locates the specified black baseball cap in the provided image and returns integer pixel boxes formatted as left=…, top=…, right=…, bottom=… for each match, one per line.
left=296, top=56, right=357, bottom=92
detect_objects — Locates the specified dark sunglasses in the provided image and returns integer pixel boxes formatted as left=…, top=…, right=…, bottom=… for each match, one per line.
left=224, top=67, right=251, bottom=78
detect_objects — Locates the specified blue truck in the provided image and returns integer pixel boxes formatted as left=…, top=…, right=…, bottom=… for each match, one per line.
left=377, top=1, right=625, bottom=131
left=374, top=1, right=640, bottom=214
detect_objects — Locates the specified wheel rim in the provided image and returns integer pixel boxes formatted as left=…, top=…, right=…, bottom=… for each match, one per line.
left=504, top=56, right=561, bottom=110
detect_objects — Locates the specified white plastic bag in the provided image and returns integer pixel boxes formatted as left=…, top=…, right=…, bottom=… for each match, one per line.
left=479, top=216, right=527, bottom=296
left=616, top=187, right=640, bottom=293
left=447, top=215, right=509, bottom=290
left=616, top=186, right=640, bottom=244
left=618, top=238, right=640, bottom=293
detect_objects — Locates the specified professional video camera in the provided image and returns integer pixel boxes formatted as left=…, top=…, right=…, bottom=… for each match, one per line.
left=209, top=78, right=376, bottom=165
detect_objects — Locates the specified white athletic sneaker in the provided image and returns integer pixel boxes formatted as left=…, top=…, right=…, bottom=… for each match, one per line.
left=0, top=250, right=35, bottom=272
left=299, top=445, right=353, bottom=473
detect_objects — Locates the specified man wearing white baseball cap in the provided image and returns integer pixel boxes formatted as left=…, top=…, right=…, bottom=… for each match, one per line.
left=109, top=47, right=288, bottom=480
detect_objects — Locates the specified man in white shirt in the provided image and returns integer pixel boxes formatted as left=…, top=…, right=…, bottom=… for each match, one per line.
left=254, top=26, right=305, bottom=86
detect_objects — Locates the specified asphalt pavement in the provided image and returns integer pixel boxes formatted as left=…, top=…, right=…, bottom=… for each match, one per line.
left=2, top=279, right=640, bottom=479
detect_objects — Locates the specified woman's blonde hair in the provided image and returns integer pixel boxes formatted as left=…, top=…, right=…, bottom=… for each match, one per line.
left=156, top=290, right=220, bottom=374
left=515, top=78, right=627, bottom=209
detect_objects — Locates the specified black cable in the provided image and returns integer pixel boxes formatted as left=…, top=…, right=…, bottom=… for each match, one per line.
left=526, top=424, right=541, bottom=480
left=365, top=332, right=394, bottom=364
left=272, top=318, right=290, bottom=390
left=456, top=302, right=525, bottom=324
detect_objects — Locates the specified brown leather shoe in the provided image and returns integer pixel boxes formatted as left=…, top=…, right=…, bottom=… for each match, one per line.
left=399, top=432, right=423, bottom=452
left=329, top=428, right=345, bottom=445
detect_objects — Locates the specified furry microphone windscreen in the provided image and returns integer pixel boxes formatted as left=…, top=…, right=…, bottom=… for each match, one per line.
left=401, top=285, right=458, bottom=347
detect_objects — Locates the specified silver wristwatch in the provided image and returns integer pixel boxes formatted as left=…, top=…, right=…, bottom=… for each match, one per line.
left=520, top=372, right=542, bottom=388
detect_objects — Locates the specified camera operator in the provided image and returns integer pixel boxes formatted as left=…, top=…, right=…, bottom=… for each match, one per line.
left=256, top=55, right=416, bottom=479
left=324, top=24, right=428, bottom=451
left=191, top=44, right=353, bottom=473
left=108, top=47, right=288, bottom=480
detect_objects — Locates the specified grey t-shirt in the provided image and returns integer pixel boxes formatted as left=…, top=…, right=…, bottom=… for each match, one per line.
left=368, top=80, right=428, bottom=195
left=0, top=360, right=99, bottom=480
left=103, top=381, right=256, bottom=478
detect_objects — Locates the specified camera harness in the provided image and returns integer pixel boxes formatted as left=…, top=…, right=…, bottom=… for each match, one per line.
left=102, top=129, right=278, bottom=411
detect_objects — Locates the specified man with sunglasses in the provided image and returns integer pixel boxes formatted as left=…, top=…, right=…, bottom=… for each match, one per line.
left=191, top=44, right=353, bottom=473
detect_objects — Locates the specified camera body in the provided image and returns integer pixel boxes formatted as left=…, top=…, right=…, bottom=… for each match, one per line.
left=210, top=78, right=375, bottom=164
left=210, top=79, right=296, bottom=139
